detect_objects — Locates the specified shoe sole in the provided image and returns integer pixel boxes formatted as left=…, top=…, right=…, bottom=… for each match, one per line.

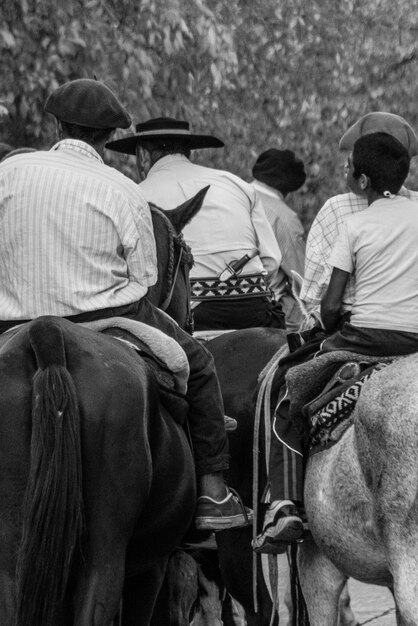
left=252, top=517, right=304, bottom=554
left=195, top=513, right=254, bottom=531
left=252, top=538, right=289, bottom=555
left=272, top=516, right=304, bottom=541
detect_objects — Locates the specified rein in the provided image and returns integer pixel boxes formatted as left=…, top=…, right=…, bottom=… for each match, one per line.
left=160, top=232, right=194, bottom=334
left=160, top=245, right=183, bottom=312
left=151, top=205, right=194, bottom=334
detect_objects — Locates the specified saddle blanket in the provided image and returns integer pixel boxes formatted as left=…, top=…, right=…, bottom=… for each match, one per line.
left=308, top=361, right=390, bottom=452
left=81, top=317, right=189, bottom=394
left=284, top=350, right=405, bottom=450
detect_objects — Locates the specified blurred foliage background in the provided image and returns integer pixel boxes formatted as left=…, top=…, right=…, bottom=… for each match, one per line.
left=2, top=0, right=418, bottom=231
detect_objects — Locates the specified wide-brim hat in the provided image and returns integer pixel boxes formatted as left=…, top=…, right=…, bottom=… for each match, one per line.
left=45, top=78, right=131, bottom=130
left=106, top=117, right=224, bottom=154
left=339, top=112, right=418, bottom=157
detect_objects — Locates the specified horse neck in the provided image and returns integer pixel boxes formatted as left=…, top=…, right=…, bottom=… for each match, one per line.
left=149, top=212, right=190, bottom=331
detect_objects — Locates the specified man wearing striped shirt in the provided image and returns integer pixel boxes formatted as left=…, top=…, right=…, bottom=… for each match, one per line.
left=0, top=79, right=252, bottom=531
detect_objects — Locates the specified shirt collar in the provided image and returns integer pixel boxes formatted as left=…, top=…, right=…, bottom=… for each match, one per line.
left=51, top=139, right=104, bottom=164
left=149, top=153, right=189, bottom=174
left=252, top=179, right=284, bottom=201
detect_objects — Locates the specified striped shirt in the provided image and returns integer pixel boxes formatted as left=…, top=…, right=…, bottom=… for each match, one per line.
left=300, top=187, right=418, bottom=313
left=0, top=139, right=157, bottom=319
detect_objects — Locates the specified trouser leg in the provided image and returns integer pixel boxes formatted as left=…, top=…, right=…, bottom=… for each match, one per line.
left=193, top=296, right=285, bottom=331
left=126, top=298, right=229, bottom=476
left=268, top=387, right=304, bottom=503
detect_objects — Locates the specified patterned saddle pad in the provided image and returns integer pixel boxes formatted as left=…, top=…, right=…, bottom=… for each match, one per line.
left=307, top=361, right=390, bottom=453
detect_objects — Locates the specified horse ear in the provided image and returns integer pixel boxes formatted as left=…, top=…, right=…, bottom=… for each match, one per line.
left=164, top=186, right=210, bottom=232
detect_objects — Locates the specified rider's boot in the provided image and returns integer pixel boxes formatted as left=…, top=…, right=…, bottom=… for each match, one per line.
left=252, top=499, right=304, bottom=554
left=195, top=472, right=253, bottom=531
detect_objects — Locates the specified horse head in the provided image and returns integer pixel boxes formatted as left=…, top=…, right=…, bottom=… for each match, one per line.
left=148, top=186, right=209, bottom=333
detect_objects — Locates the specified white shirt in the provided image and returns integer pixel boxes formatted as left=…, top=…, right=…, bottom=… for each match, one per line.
left=252, top=180, right=305, bottom=296
left=139, top=155, right=282, bottom=294
left=0, top=139, right=157, bottom=319
left=329, top=196, right=418, bottom=332
left=301, top=187, right=418, bottom=313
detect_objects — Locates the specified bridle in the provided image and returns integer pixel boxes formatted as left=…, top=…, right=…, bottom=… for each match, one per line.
left=160, top=231, right=194, bottom=334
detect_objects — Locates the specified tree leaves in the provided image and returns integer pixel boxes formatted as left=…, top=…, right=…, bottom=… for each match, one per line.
left=1, top=0, right=418, bottom=229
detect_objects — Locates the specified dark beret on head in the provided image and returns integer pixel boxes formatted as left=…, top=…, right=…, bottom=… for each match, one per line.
left=252, top=149, right=306, bottom=194
left=44, top=79, right=131, bottom=130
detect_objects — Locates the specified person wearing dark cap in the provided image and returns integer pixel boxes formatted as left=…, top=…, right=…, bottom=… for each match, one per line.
left=300, top=112, right=418, bottom=326
left=0, top=79, right=252, bottom=531
left=252, top=149, right=306, bottom=332
left=107, top=118, right=285, bottom=332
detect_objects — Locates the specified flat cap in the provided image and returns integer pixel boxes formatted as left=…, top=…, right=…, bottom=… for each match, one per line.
left=252, top=149, right=306, bottom=194
left=339, top=112, right=418, bottom=157
left=45, top=78, right=131, bottom=130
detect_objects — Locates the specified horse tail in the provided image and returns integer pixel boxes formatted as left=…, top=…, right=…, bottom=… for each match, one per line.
left=16, top=318, right=84, bottom=626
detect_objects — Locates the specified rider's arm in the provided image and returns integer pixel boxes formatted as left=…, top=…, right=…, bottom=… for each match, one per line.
left=120, top=193, right=158, bottom=288
left=300, top=197, right=336, bottom=310
left=250, top=193, right=282, bottom=293
left=321, top=267, right=350, bottom=332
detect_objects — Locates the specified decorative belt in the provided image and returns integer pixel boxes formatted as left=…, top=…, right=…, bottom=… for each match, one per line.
left=190, top=274, right=273, bottom=301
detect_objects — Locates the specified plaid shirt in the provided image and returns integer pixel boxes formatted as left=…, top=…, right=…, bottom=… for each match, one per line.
left=0, top=139, right=157, bottom=319
left=300, top=187, right=418, bottom=313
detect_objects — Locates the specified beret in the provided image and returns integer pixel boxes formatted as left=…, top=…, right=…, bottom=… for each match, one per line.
left=45, top=79, right=131, bottom=130
left=106, top=117, right=224, bottom=154
left=252, top=149, right=306, bottom=194
left=339, top=112, right=418, bottom=157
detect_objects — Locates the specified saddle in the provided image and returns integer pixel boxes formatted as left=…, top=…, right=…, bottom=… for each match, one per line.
left=82, top=318, right=190, bottom=425
left=284, top=351, right=401, bottom=454
left=304, top=360, right=390, bottom=453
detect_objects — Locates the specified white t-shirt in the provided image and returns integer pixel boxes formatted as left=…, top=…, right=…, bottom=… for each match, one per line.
left=329, top=196, right=418, bottom=332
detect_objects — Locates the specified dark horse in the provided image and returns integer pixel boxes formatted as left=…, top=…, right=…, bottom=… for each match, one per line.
left=148, top=191, right=202, bottom=333
left=154, top=328, right=289, bottom=625
left=187, top=328, right=355, bottom=626
left=208, top=328, right=287, bottom=626
left=0, top=190, right=206, bottom=626
left=209, top=329, right=358, bottom=626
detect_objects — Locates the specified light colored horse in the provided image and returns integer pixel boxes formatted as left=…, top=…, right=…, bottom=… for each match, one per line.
left=299, top=353, right=418, bottom=625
